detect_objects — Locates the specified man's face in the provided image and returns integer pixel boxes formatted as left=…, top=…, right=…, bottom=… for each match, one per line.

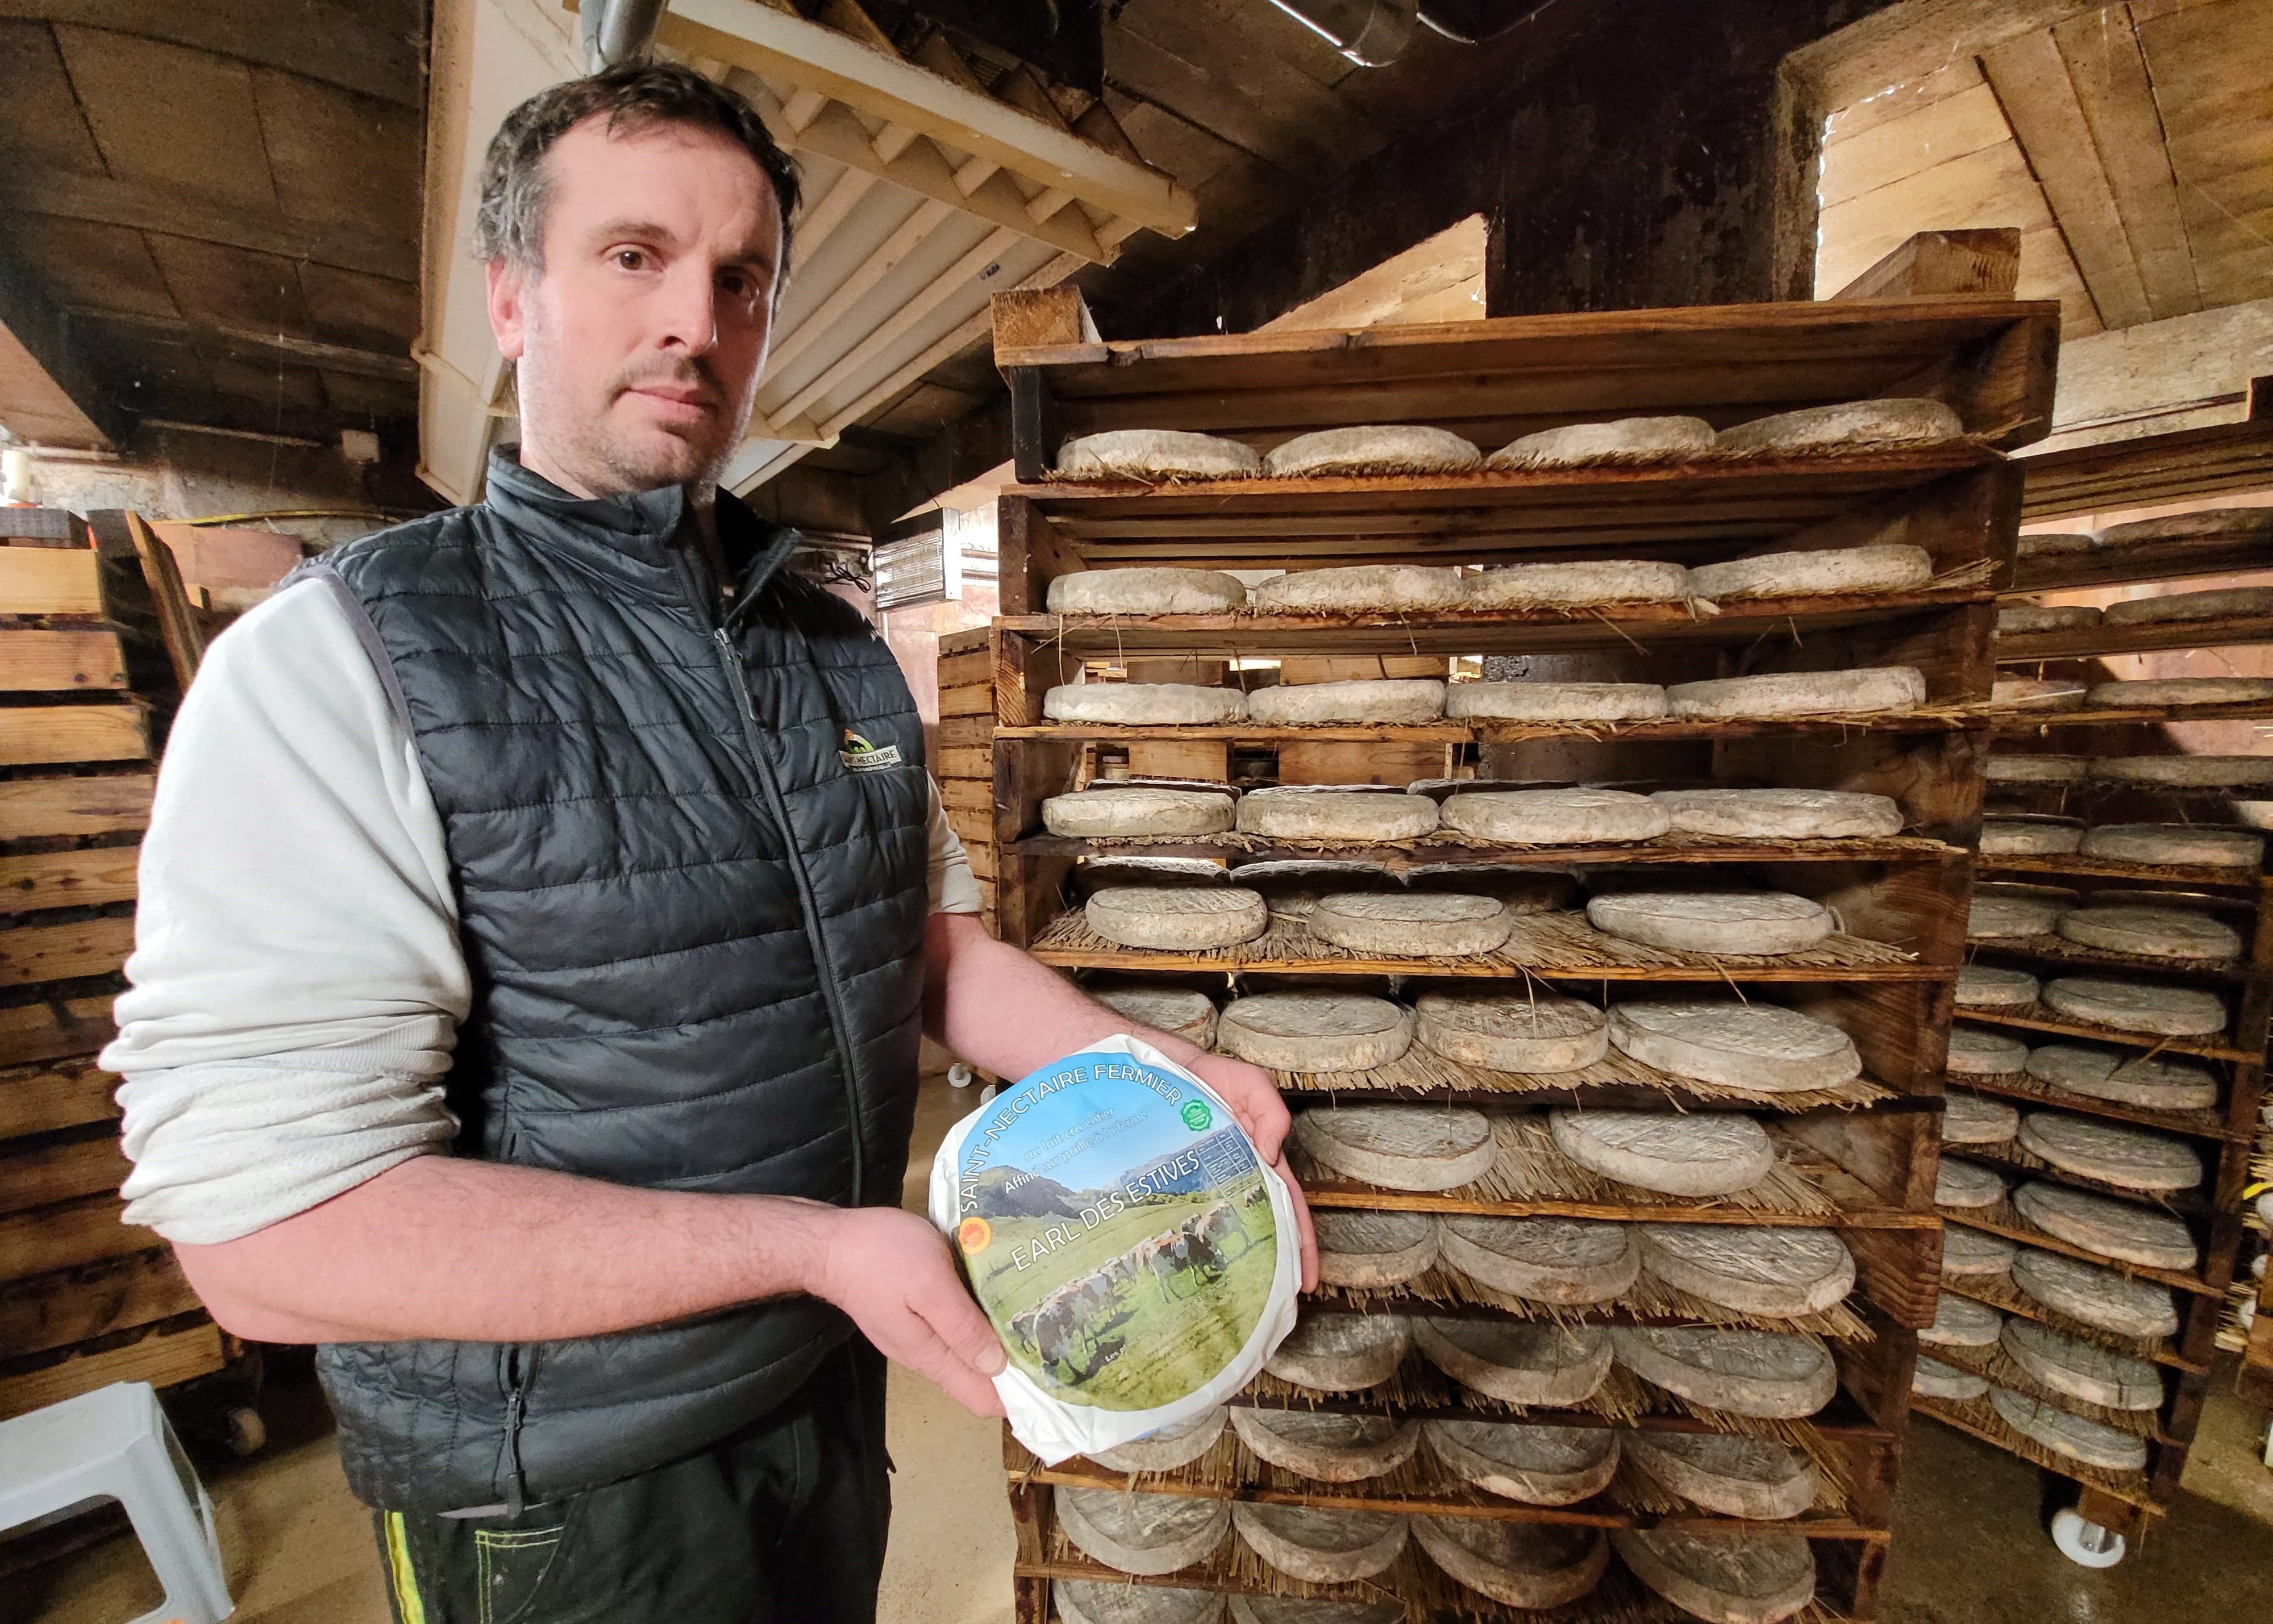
left=487, top=114, right=783, bottom=497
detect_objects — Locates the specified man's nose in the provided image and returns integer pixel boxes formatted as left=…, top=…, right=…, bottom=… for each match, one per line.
left=655, top=263, right=721, bottom=355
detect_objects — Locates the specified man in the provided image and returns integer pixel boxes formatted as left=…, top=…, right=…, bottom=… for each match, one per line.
left=106, top=62, right=1313, bottom=1624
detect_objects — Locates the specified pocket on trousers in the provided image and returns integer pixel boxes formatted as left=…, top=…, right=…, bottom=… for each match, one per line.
left=474, top=1522, right=567, bottom=1624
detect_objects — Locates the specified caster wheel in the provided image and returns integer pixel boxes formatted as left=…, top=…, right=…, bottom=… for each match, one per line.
left=225, top=1405, right=267, bottom=1458
left=947, top=1064, right=975, bottom=1089
left=2051, top=1507, right=2125, bottom=1568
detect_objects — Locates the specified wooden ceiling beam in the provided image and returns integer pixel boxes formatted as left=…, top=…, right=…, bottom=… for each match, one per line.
left=72, top=310, right=417, bottom=381
left=0, top=0, right=422, bottom=107
left=1979, top=30, right=2153, bottom=330
left=0, top=251, right=116, bottom=447
left=0, top=168, right=417, bottom=284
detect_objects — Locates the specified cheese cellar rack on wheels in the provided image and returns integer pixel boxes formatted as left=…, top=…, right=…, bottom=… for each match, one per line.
left=1936, top=467, right=2273, bottom=1567
left=969, top=240, right=2058, bottom=1624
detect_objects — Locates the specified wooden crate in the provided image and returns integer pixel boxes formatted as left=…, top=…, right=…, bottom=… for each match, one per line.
left=938, top=626, right=999, bottom=936
left=972, top=239, right=2053, bottom=1616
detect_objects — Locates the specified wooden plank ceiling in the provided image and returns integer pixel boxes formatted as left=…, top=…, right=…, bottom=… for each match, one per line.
left=1814, top=0, right=2273, bottom=339
left=0, top=2, right=423, bottom=445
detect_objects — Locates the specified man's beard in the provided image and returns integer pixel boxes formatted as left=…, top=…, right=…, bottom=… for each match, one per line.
left=525, top=350, right=749, bottom=497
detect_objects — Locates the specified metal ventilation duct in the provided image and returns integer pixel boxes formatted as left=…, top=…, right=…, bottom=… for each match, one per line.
left=1262, top=0, right=1418, bottom=66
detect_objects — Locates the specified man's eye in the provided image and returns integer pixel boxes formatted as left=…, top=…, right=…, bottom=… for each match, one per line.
left=614, top=248, right=647, bottom=270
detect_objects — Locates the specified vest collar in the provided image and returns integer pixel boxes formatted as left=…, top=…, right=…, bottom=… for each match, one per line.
left=482, top=447, right=802, bottom=603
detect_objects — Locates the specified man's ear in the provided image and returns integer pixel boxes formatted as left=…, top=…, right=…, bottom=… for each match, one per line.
left=486, top=259, right=530, bottom=361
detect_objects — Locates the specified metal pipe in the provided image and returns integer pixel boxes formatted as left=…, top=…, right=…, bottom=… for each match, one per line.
left=580, top=0, right=668, bottom=73
left=1262, top=0, right=1418, bottom=65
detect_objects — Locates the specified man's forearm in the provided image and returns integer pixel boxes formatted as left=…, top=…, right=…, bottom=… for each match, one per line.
left=176, top=1154, right=830, bottom=1344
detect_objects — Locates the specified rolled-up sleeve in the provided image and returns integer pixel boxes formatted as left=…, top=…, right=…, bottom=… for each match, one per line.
left=101, top=579, right=470, bottom=1244
left=927, top=776, right=981, bottom=916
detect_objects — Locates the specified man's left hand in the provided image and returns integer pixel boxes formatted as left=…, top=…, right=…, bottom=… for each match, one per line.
left=1184, top=1052, right=1319, bottom=1292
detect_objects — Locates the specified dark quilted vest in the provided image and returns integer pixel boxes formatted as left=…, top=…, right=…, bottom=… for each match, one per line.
left=306, top=452, right=929, bottom=1511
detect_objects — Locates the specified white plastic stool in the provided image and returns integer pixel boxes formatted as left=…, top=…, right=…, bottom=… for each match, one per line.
left=0, top=1381, right=233, bottom=1623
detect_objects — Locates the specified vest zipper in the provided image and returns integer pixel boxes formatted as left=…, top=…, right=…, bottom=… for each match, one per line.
left=702, top=614, right=872, bottom=1207
left=502, top=1344, right=532, bottom=1514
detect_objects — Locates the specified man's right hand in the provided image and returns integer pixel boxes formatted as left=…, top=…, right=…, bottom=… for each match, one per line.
left=810, top=1205, right=1008, bottom=1418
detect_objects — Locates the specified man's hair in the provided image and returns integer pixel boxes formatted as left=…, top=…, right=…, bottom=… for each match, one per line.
left=473, top=60, right=802, bottom=274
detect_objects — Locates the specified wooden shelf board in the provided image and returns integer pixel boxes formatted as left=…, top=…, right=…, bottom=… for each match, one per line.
left=998, top=715, right=1973, bottom=745
left=1979, top=852, right=2266, bottom=892
left=2008, top=536, right=2273, bottom=593
left=2017, top=416, right=2273, bottom=522
left=1996, top=611, right=2273, bottom=664
left=1018, top=833, right=1963, bottom=869
left=1954, top=1005, right=2256, bottom=1064
left=1908, top=1395, right=2166, bottom=1516
left=1030, top=947, right=1941, bottom=984
left=1939, top=1207, right=2215, bottom=1296
left=1302, top=1185, right=1932, bottom=1231
left=1965, top=935, right=2264, bottom=986
left=998, top=589, right=1991, bottom=657
left=1938, top=1273, right=2203, bottom=1374
left=1945, top=1073, right=2242, bottom=1144
left=1990, top=698, right=2273, bottom=730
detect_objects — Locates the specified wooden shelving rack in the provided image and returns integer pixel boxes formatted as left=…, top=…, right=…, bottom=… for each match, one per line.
left=1922, top=442, right=2273, bottom=1544
left=972, top=253, right=2058, bottom=1621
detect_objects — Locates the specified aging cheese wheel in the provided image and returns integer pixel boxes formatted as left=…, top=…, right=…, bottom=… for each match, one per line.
left=1057, top=430, right=1260, bottom=482
left=1992, top=678, right=2088, bottom=709
left=2078, top=824, right=2264, bottom=869
left=1664, top=665, right=1926, bottom=719
left=1415, top=989, right=1609, bottom=1073
left=1085, top=886, right=1269, bottom=950
left=1252, top=566, right=1467, bottom=614
left=1235, top=788, right=1440, bottom=842
left=1262, top=424, right=1481, bottom=478
left=1685, top=543, right=1932, bottom=602
left=1445, top=681, right=1670, bottom=722
left=1293, top=1104, right=1496, bottom=1190
left=1229, top=1600, right=1401, bottom=1624
left=1411, top=1516, right=1608, bottom=1609
left=1047, top=684, right=1248, bottom=725
left=1048, top=568, right=1248, bottom=615
left=1635, top=1225, right=1856, bottom=1317
left=1264, top=1311, right=1410, bottom=1392
left=1622, top=1432, right=1817, bottom=1521
left=1485, top=415, right=1716, bottom=468
left=1941, top=1223, right=2018, bottom=1276
left=1980, top=818, right=2083, bottom=855
left=1462, top=558, right=1690, bottom=608
left=1613, top=1529, right=1817, bottom=1624
left=1913, top=1355, right=1990, bottom=1401
left=2091, top=755, right=2273, bottom=789
left=1608, top=1327, right=1837, bottom=1419
left=1232, top=1503, right=1406, bottom=1584
left=1219, top=993, right=1414, bottom=1072
left=1413, top=1317, right=1614, bottom=1406
left=1919, top=1293, right=2002, bottom=1348
left=1714, top=397, right=1963, bottom=452
left=1650, top=788, right=1903, bottom=840
left=1607, top=1001, right=1862, bottom=1092
left=1309, top=892, right=1516, bottom=957
left=2100, top=509, right=2273, bottom=547
left=1997, top=603, right=2102, bottom=634
left=2013, top=1250, right=2179, bottom=1339
left=1057, top=1580, right=1226, bottom=1624
left=1437, top=1215, right=1640, bottom=1305
left=1955, top=964, right=2039, bottom=1009
left=1314, top=1210, right=1441, bottom=1288
left=1248, top=678, right=1446, bottom=726
left=1934, top=1159, right=2004, bottom=1209
left=1231, top=860, right=1403, bottom=914
left=1092, top=984, right=1218, bottom=1048
left=1425, top=1417, right=1620, bottom=1505
left=1046, top=788, right=1238, bottom=837
left=2057, top=905, right=2242, bottom=961
left=2017, top=532, right=2093, bottom=559
left=2089, top=677, right=2273, bottom=709
left=1088, top=1406, right=1230, bottom=1473
left=2013, top=1181, right=2197, bottom=1271
left=1550, top=1109, right=1775, bottom=1196
left=1947, top=1025, right=2029, bottom=1075
left=1585, top=892, right=1834, bottom=955
left=1228, top=1406, right=1421, bottom=1481
left=2017, top=1112, right=2201, bottom=1192
left=2103, top=585, right=2273, bottom=626
left=1987, top=755, right=2088, bottom=784
left=2001, top=1319, right=2162, bottom=1410
left=1440, top=787, right=1671, bottom=844
left=1055, top=1485, right=1230, bottom=1575
left=1988, top=1387, right=2149, bottom=1472
left=2025, top=1043, right=2217, bottom=1111
left=2042, top=976, right=2226, bottom=1036
left=1967, top=893, right=2065, bottom=939
left=1943, top=1090, right=2020, bottom=1145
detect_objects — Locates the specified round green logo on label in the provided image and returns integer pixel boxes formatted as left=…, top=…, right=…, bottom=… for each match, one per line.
left=1180, top=1100, right=1213, bottom=1132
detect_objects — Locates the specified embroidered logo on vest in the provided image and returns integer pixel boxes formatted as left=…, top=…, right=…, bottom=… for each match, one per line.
left=839, top=728, right=904, bottom=772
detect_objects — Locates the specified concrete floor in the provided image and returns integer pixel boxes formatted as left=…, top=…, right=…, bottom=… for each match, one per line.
left=10, top=1071, right=2273, bottom=1623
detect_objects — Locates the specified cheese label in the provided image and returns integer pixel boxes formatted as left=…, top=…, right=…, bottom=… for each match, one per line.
left=930, top=1033, right=1300, bottom=1464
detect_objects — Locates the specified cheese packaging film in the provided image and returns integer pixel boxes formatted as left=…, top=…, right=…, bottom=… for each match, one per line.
left=929, top=1034, right=1300, bottom=1464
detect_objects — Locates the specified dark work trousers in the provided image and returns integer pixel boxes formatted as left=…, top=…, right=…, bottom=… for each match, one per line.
left=373, top=1340, right=892, bottom=1624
